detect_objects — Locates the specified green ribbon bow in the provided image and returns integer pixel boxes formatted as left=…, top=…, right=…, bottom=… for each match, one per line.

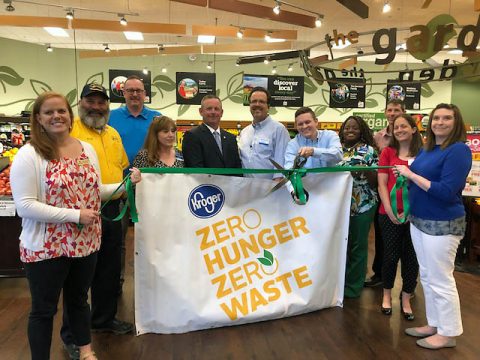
left=390, top=175, right=409, bottom=223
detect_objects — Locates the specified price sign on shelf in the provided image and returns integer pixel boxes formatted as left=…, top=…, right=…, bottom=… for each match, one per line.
left=0, top=200, right=15, bottom=216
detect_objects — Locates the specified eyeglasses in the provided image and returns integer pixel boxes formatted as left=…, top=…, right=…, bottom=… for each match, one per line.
left=124, top=88, right=145, bottom=94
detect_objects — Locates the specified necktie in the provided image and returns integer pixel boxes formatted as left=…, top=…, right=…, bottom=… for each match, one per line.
left=213, top=131, right=222, bottom=154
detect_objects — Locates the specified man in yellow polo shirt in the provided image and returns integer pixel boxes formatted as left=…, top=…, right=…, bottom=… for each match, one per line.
left=61, top=83, right=132, bottom=359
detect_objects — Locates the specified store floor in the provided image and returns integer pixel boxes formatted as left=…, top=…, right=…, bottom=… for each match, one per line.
left=1, top=226, right=479, bottom=359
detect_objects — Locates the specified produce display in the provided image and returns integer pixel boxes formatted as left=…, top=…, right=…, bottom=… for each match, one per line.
left=0, top=166, right=11, bottom=196
left=1, top=147, right=18, bottom=162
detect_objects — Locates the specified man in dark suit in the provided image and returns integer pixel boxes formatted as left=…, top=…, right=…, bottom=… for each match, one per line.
left=182, top=95, right=242, bottom=172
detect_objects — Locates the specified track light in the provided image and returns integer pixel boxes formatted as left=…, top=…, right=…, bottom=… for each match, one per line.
left=287, top=63, right=293, bottom=72
left=5, top=0, right=14, bottom=11
left=103, top=44, right=111, bottom=53
left=273, top=1, right=281, bottom=15
left=271, top=66, right=277, bottom=74
left=46, top=44, right=53, bottom=52
left=161, top=67, right=167, bottom=73
left=207, top=62, right=213, bottom=70
left=263, top=57, right=270, bottom=65
left=315, top=16, right=322, bottom=27
left=142, top=67, right=148, bottom=75
left=119, top=14, right=127, bottom=26
left=158, top=44, right=165, bottom=52
left=265, top=31, right=272, bottom=41
left=237, top=28, right=244, bottom=39
left=383, top=1, right=391, bottom=13
left=65, top=9, right=74, bottom=20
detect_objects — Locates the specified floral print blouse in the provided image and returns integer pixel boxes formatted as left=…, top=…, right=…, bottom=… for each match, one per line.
left=20, top=152, right=101, bottom=263
left=338, top=144, right=378, bottom=216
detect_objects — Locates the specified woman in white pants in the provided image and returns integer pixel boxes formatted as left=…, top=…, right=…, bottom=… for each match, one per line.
left=395, top=103, right=471, bottom=350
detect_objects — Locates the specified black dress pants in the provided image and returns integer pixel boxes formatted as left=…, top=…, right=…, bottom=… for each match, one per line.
left=62, top=199, right=122, bottom=344
left=25, top=252, right=97, bottom=360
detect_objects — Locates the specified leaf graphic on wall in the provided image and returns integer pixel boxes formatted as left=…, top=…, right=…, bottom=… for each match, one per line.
left=366, top=98, right=379, bottom=108
left=216, top=89, right=221, bottom=97
left=314, top=105, right=327, bottom=116
left=0, top=66, right=24, bottom=92
left=421, top=83, right=434, bottom=98
left=229, top=94, right=244, bottom=104
left=30, top=80, right=52, bottom=95
left=226, top=71, right=244, bottom=97
left=24, top=100, right=35, bottom=111
left=86, top=72, right=104, bottom=86
left=304, top=77, right=318, bottom=94
left=65, top=88, right=78, bottom=108
left=152, top=75, right=175, bottom=98
left=178, top=104, right=190, bottom=117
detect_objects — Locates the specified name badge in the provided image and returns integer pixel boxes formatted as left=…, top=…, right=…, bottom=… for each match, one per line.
left=408, top=158, right=415, bottom=166
left=357, top=145, right=368, bottom=155
left=77, top=158, right=90, bottom=166
left=258, top=138, right=270, bottom=146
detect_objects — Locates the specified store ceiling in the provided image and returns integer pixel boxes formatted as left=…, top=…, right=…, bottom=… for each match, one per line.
left=0, top=0, right=478, bottom=63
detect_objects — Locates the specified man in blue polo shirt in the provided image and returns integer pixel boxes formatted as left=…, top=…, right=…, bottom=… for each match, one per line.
left=109, top=75, right=161, bottom=165
left=108, top=75, right=160, bottom=297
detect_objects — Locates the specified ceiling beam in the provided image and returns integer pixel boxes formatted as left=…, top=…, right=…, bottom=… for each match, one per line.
left=0, top=15, right=186, bottom=34
left=171, top=0, right=208, bottom=5
left=336, top=0, right=369, bottom=19
left=202, top=41, right=292, bottom=54
left=192, top=25, right=297, bottom=40
left=208, top=0, right=318, bottom=28
left=79, top=45, right=202, bottom=59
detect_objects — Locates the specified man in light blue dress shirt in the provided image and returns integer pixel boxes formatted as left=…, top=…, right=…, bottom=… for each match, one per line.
left=238, top=87, right=290, bottom=180
left=284, top=106, right=343, bottom=169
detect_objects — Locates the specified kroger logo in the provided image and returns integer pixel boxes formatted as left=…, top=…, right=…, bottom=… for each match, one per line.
left=188, top=184, right=225, bottom=219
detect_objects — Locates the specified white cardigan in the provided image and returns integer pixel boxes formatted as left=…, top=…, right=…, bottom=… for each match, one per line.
left=10, top=141, right=123, bottom=251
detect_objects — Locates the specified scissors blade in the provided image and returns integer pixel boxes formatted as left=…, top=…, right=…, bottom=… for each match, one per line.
left=269, top=158, right=285, bottom=171
left=267, top=177, right=290, bottom=195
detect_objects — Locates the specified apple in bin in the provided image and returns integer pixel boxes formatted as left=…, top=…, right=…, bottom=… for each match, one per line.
left=0, top=167, right=12, bottom=196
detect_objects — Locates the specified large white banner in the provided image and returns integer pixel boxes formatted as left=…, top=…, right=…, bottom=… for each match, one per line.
left=134, top=173, right=353, bottom=334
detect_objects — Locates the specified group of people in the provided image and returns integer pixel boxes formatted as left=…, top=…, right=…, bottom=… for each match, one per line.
left=10, top=77, right=471, bottom=358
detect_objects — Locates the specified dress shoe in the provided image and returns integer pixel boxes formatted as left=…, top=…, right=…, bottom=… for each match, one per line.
left=405, top=327, right=437, bottom=338
left=364, top=275, right=383, bottom=287
left=91, top=318, right=134, bottom=335
left=381, top=306, right=392, bottom=315
left=416, top=337, right=456, bottom=349
left=63, top=343, right=80, bottom=360
left=400, top=297, right=415, bottom=321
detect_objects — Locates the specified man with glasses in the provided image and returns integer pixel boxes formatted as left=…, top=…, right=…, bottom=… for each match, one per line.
left=108, top=75, right=160, bottom=298
left=109, top=75, right=161, bottom=165
left=238, top=87, right=290, bottom=180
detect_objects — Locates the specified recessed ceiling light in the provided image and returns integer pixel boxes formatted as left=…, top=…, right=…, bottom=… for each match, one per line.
left=448, top=49, right=463, bottom=55
left=124, top=31, right=144, bottom=41
left=46, top=44, right=53, bottom=52
left=197, top=35, right=216, bottom=44
left=383, top=1, right=391, bottom=13
left=161, top=67, right=167, bottom=73
left=266, top=38, right=286, bottom=43
left=143, top=67, right=148, bottom=75
left=237, top=28, right=244, bottom=39
left=44, top=27, right=69, bottom=37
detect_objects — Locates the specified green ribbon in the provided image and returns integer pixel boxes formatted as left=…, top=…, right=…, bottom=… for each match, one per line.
left=390, top=175, right=409, bottom=223
left=102, top=165, right=396, bottom=223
